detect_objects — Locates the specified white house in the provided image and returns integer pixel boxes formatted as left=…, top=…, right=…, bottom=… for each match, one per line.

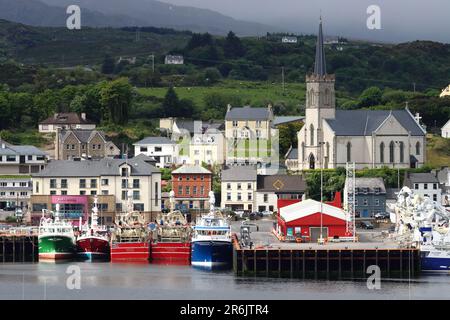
left=442, top=119, right=450, bottom=138
left=282, top=36, right=298, bottom=44
left=165, top=55, right=184, bottom=65
left=221, top=166, right=257, bottom=212
left=189, top=128, right=225, bottom=166
left=404, top=172, right=442, bottom=204
left=39, top=113, right=96, bottom=133
left=133, top=137, right=178, bottom=168
left=440, top=85, right=450, bottom=98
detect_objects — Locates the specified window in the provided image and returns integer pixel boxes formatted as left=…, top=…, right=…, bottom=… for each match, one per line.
left=28, top=155, right=32, bottom=161
left=237, top=183, right=242, bottom=190
left=178, top=176, right=182, bottom=181
left=133, top=179, right=140, bottom=189
left=90, top=190, right=97, bottom=195
left=50, top=190, right=56, bottom=195
left=178, top=185, right=182, bottom=195
left=248, top=193, right=252, bottom=201
left=389, top=141, right=395, bottom=163
left=414, top=183, right=419, bottom=190
left=79, top=179, right=86, bottom=189
left=424, top=183, right=428, bottom=190
left=66, top=144, right=70, bottom=150
left=247, top=183, right=252, bottom=190
left=227, top=193, right=231, bottom=201
left=237, top=193, right=242, bottom=201
left=363, top=199, right=368, bottom=206
left=154, top=182, right=159, bottom=206
left=433, top=194, right=437, bottom=202
left=227, top=183, right=231, bottom=190
left=101, top=179, right=109, bottom=186
left=50, top=179, right=57, bottom=189
left=133, top=191, right=140, bottom=200
left=121, top=179, right=128, bottom=189
left=194, top=150, right=200, bottom=155
left=92, top=144, right=96, bottom=150
left=61, top=179, right=67, bottom=189
left=232, top=121, right=238, bottom=127
left=90, top=179, right=97, bottom=188
left=71, top=144, right=75, bottom=150
left=380, top=142, right=384, bottom=163
left=200, top=186, right=204, bottom=195
left=416, top=141, right=421, bottom=155
left=121, top=191, right=127, bottom=200
left=399, top=141, right=404, bottom=163
left=310, top=124, right=314, bottom=146
left=101, top=190, right=109, bottom=195
left=193, top=186, right=197, bottom=195
left=134, top=204, right=144, bottom=211
left=346, top=142, right=352, bottom=162
left=140, top=146, right=148, bottom=152
left=186, top=176, right=190, bottom=181
left=201, top=175, right=204, bottom=181
left=264, top=194, right=268, bottom=203
left=121, top=167, right=128, bottom=177
left=80, top=190, right=86, bottom=195
left=256, top=120, right=262, bottom=128
left=374, top=199, right=380, bottom=206
left=185, top=186, right=190, bottom=195
left=6, top=155, right=15, bottom=162
left=433, top=183, right=437, bottom=190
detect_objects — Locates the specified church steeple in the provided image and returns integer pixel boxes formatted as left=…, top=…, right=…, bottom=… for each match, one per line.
left=314, top=17, right=327, bottom=76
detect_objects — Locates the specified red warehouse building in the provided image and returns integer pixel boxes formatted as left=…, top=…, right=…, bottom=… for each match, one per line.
left=171, top=165, right=212, bottom=210
left=276, top=199, right=350, bottom=242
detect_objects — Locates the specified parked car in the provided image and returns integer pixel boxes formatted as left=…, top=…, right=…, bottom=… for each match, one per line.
left=249, top=212, right=259, bottom=220
left=374, top=212, right=390, bottom=220
left=360, top=221, right=374, bottom=229
left=261, top=210, right=273, bottom=217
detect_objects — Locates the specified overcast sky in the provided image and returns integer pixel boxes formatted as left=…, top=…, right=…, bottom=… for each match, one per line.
left=159, top=0, right=450, bottom=43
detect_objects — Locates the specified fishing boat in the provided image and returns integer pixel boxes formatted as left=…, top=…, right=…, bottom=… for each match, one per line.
left=76, top=196, right=110, bottom=262
left=38, top=204, right=76, bottom=262
left=110, top=190, right=150, bottom=263
left=191, top=192, right=233, bottom=269
left=391, top=186, right=450, bottom=272
left=150, top=191, right=192, bottom=265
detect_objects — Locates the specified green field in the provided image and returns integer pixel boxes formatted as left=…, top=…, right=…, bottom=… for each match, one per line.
left=138, top=80, right=306, bottom=112
left=426, top=134, right=450, bottom=168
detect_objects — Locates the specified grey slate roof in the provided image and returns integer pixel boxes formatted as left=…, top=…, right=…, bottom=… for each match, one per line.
left=60, top=129, right=106, bottom=143
left=324, top=109, right=425, bottom=136
left=406, top=173, right=439, bottom=184
left=285, top=148, right=298, bottom=160
left=40, top=113, right=93, bottom=125
left=0, top=140, right=47, bottom=156
left=257, top=175, right=306, bottom=193
left=273, top=116, right=305, bottom=126
left=349, top=177, right=387, bottom=193
left=33, top=157, right=160, bottom=177
left=172, top=165, right=212, bottom=175
left=225, top=106, right=273, bottom=121
left=221, top=166, right=257, bottom=182
left=314, top=19, right=327, bottom=76
left=134, top=137, right=176, bottom=145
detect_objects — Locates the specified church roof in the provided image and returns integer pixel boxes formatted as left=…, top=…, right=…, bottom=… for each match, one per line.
left=314, top=18, right=327, bottom=76
left=324, top=109, right=425, bottom=136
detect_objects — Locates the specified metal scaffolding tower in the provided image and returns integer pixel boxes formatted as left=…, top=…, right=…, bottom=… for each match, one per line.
left=346, top=162, right=356, bottom=239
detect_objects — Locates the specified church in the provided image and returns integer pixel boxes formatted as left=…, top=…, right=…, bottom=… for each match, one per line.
left=286, top=19, right=427, bottom=171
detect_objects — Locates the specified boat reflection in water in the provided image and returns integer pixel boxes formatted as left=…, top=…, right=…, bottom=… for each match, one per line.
left=191, top=191, right=233, bottom=270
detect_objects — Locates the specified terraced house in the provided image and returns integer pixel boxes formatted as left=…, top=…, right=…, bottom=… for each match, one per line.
left=55, top=128, right=120, bottom=160
left=30, top=155, right=161, bottom=225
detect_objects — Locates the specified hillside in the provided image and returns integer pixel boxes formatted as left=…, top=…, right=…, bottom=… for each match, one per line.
left=0, top=0, right=277, bottom=36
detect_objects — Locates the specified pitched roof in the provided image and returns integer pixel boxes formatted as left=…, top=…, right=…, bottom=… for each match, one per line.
left=273, top=116, right=305, bottom=126
left=60, top=129, right=106, bottom=143
left=40, top=113, right=94, bottom=125
left=280, top=199, right=349, bottom=223
left=324, top=109, right=425, bottom=136
left=314, top=19, right=327, bottom=76
left=346, top=177, right=386, bottom=193
left=0, top=140, right=47, bottom=156
left=33, top=157, right=160, bottom=177
left=225, top=106, right=273, bottom=121
left=172, top=165, right=211, bottom=175
left=285, top=148, right=298, bottom=160
left=257, top=175, right=306, bottom=193
left=221, top=166, right=257, bottom=181
left=406, top=172, right=439, bottom=184
left=134, top=137, right=176, bottom=145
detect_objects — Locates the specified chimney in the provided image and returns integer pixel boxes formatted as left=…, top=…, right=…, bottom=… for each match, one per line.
left=268, top=103, right=273, bottom=112
left=81, top=113, right=86, bottom=121
left=227, top=104, right=232, bottom=112
left=53, top=113, right=58, bottom=120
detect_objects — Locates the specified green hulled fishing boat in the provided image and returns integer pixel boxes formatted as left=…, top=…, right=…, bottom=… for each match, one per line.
left=38, top=204, right=76, bottom=262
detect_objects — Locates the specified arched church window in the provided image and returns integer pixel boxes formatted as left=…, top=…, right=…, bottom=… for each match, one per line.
left=380, top=142, right=385, bottom=163
left=416, top=141, right=420, bottom=155
left=326, top=142, right=330, bottom=158
left=310, top=124, right=314, bottom=146
left=324, top=88, right=330, bottom=106
left=389, top=141, right=395, bottom=163
left=346, top=142, right=351, bottom=162
left=309, top=89, right=314, bottom=106
left=399, top=142, right=404, bottom=163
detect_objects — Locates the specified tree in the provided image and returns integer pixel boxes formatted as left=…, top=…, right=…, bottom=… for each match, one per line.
left=162, top=86, right=181, bottom=117
left=223, top=31, right=245, bottom=58
left=358, top=86, right=383, bottom=107
left=100, top=78, right=133, bottom=125
left=101, top=55, right=116, bottom=74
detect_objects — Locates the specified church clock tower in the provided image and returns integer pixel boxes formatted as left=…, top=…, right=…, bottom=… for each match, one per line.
left=300, top=18, right=336, bottom=169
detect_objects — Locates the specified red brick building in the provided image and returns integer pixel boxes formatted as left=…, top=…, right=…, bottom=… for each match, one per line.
left=171, top=165, right=212, bottom=210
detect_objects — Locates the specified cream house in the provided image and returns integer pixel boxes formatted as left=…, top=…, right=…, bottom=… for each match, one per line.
left=221, top=166, right=257, bottom=212
left=31, top=154, right=162, bottom=217
left=442, top=119, right=450, bottom=138
left=290, top=19, right=426, bottom=171
left=224, top=105, right=276, bottom=166
left=440, top=85, right=450, bottom=98
left=189, top=128, right=225, bottom=166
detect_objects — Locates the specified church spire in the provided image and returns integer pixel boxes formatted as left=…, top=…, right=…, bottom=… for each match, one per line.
left=314, top=17, right=327, bottom=76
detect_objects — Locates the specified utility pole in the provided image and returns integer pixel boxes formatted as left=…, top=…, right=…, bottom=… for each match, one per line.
left=149, top=54, right=155, bottom=73
left=413, top=82, right=416, bottom=93
left=281, top=67, right=285, bottom=93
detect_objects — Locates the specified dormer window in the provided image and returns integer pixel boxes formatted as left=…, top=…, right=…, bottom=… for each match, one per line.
left=232, top=121, right=238, bottom=127
left=121, top=167, right=129, bottom=177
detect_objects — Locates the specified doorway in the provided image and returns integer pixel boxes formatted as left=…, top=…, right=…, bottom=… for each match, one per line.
left=309, top=153, right=315, bottom=170
left=309, top=227, right=328, bottom=242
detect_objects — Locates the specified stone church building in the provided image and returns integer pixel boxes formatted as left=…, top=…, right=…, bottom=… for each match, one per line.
left=286, top=20, right=426, bottom=171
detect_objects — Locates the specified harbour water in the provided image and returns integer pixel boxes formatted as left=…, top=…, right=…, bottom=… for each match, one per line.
left=1, top=263, right=450, bottom=300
